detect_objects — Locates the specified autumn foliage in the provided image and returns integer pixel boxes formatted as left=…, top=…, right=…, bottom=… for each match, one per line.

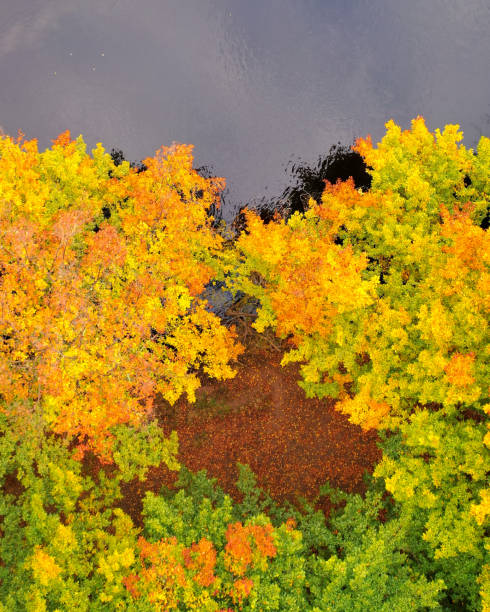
left=0, top=118, right=488, bottom=610
left=223, top=116, right=489, bottom=609
left=0, top=130, right=243, bottom=460
left=227, top=117, right=488, bottom=430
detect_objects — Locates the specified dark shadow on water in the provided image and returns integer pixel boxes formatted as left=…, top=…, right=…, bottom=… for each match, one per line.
left=229, top=141, right=371, bottom=236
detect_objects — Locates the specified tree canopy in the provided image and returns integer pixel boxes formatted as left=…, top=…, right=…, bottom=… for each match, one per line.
left=0, top=130, right=244, bottom=460
left=0, top=118, right=488, bottom=610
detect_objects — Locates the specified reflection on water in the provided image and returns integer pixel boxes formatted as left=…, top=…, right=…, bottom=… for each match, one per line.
left=230, top=142, right=371, bottom=235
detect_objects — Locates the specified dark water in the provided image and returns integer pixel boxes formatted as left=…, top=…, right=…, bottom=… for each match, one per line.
left=1, top=0, right=489, bottom=227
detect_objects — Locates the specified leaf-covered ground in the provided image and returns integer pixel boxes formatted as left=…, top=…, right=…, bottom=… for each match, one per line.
left=118, top=321, right=381, bottom=525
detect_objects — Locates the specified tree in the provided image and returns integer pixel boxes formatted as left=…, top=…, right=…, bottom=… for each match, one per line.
left=374, top=411, right=488, bottom=610
left=0, top=130, right=244, bottom=460
left=0, top=416, right=166, bottom=610
left=225, top=117, right=489, bottom=427
left=221, top=117, right=489, bottom=610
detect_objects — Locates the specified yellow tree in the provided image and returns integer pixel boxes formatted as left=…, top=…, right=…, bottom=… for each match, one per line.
left=225, top=117, right=489, bottom=429
left=0, top=130, right=244, bottom=460
left=223, top=117, right=489, bottom=609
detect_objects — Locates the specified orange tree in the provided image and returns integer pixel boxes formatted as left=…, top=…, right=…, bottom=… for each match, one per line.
left=0, top=130, right=244, bottom=461
left=223, top=118, right=489, bottom=610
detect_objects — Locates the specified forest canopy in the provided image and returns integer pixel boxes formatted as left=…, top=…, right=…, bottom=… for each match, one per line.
left=0, top=118, right=488, bottom=611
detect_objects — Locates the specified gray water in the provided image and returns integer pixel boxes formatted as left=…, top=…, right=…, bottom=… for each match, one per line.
left=1, top=0, right=489, bottom=227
